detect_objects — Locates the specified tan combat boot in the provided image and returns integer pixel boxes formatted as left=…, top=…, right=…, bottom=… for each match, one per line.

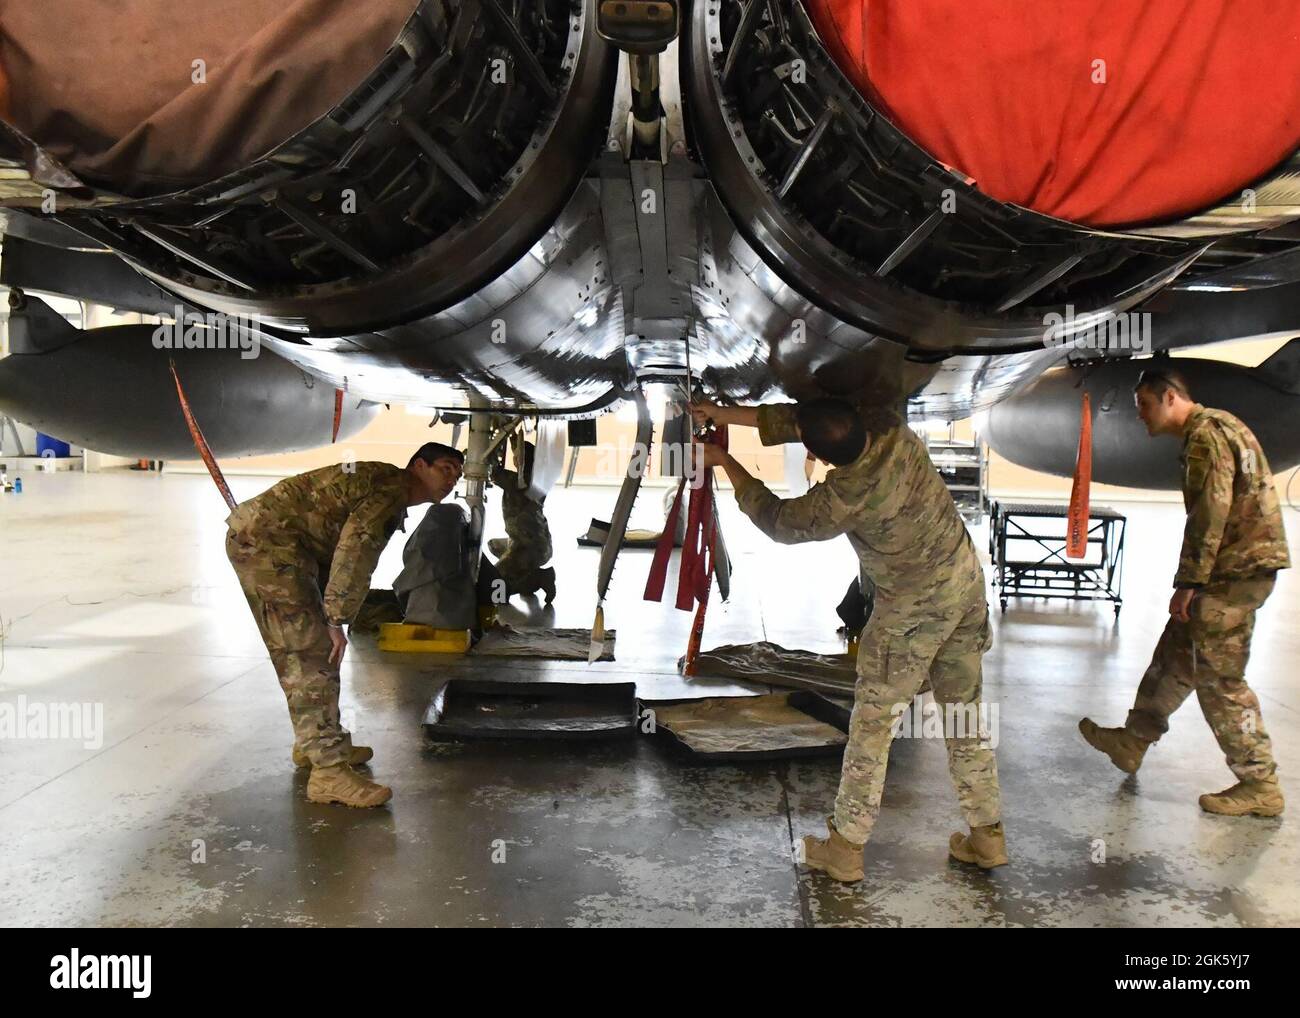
left=1199, top=776, right=1284, bottom=817
left=800, top=818, right=864, bottom=883
left=293, top=744, right=374, bottom=769
left=307, top=764, right=392, bottom=808
left=1078, top=718, right=1148, bottom=774
left=949, top=822, right=1009, bottom=869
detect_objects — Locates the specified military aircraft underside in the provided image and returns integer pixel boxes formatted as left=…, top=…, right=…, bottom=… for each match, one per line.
left=6, top=0, right=1300, bottom=941
left=3, top=0, right=1300, bottom=477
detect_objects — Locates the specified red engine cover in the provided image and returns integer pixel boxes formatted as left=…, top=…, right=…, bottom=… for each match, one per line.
left=808, top=0, right=1300, bottom=227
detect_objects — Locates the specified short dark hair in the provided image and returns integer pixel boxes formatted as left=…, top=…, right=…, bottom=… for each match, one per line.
left=796, top=398, right=868, bottom=466
left=408, top=442, right=465, bottom=469
left=1134, top=366, right=1192, bottom=400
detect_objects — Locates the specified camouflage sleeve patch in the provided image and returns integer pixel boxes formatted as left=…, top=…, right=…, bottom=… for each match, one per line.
left=323, top=490, right=405, bottom=625
left=735, top=472, right=855, bottom=544
left=756, top=404, right=801, bottom=447
left=1183, top=430, right=1216, bottom=495
left=1176, top=428, right=1234, bottom=587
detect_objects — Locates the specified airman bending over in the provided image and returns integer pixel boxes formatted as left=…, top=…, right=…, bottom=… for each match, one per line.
left=225, top=442, right=464, bottom=807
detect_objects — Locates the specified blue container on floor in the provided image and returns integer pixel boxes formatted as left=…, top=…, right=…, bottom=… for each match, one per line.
left=36, top=433, right=71, bottom=458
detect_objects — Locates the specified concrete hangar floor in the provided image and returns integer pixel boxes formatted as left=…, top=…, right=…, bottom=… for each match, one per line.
left=0, top=470, right=1296, bottom=928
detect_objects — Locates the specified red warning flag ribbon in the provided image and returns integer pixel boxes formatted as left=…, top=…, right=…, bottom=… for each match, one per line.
left=169, top=358, right=236, bottom=510
left=332, top=388, right=344, bottom=444
left=1066, top=391, right=1092, bottom=560
left=644, top=426, right=728, bottom=674
left=644, top=477, right=686, bottom=603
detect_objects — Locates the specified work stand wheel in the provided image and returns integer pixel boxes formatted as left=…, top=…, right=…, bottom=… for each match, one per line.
left=1000, top=599, right=1007, bottom=613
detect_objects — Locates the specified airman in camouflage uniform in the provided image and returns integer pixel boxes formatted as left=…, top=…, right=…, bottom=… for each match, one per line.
left=488, top=448, right=555, bottom=603
left=225, top=443, right=463, bottom=807
left=693, top=398, right=1004, bottom=881
left=1081, top=369, right=1288, bottom=817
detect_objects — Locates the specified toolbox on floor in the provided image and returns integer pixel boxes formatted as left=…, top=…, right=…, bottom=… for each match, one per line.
left=422, top=679, right=639, bottom=740
left=378, top=623, right=471, bottom=653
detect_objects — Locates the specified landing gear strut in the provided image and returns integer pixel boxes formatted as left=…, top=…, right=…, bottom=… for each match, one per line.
left=461, top=409, right=523, bottom=582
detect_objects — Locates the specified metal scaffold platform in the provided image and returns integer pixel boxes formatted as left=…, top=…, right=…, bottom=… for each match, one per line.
left=989, top=501, right=1127, bottom=615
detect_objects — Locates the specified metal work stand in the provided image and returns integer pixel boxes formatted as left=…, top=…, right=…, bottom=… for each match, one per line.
left=917, top=422, right=988, bottom=524
left=989, top=501, right=1127, bottom=615
left=928, top=436, right=989, bottom=524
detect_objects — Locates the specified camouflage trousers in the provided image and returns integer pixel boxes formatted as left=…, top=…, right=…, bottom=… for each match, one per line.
left=490, top=539, right=553, bottom=597
left=225, top=527, right=355, bottom=768
left=1125, top=574, right=1277, bottom=781
left=834, top=585, right=1002, bottom=844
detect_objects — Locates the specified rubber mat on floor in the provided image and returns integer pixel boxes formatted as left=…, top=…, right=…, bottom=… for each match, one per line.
left=472, top=624, right=615, bottom=661
left=642, top=691, right=850, bottom=761
left=684, top=641, right=857, bottom=696
left=423, top=679, right=637, bottom=740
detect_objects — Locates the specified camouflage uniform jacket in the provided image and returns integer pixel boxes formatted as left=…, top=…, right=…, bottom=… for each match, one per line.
left=226, top=462, right=409, bottom=626
left=734, top=405, right=984, bottom=622
left=491, top=464, right=553, bottom=563
left=1175, top=404, right=1290, bottom=588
